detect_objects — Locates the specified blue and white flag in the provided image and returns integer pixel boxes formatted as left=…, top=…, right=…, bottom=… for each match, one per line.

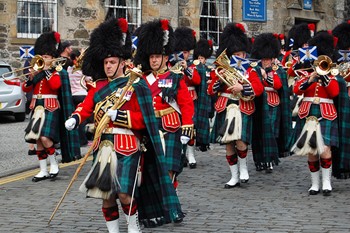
left=289, top=38, right=294, bottom=49
left=132, top=36, right=138, bottom=50
left=338, top=50, right=350, bottom=62
left=229, top=55, right=250, bottom=73
left=298, top=46, right=318, bottom=62
left=169, top=51, right=185, bottom=63
left=19, top=46, right=34, bottom=59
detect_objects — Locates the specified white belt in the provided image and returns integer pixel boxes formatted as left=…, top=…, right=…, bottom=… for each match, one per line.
left=220, top=92, right=240, bottom=100
left=264, top=87, right=276, bottom=92
left=33, top=94, right=58, bottom=99
left=303, top=97, right=334, bottom=104
left=187, top=86, right=195, bottom=91
left=103, top=127, right=134, bottom=135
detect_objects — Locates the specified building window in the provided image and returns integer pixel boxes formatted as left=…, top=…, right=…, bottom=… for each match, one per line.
left=17, top=0, right=57, bottom=39
left=105, top=0, right=141, bottom=33
left=200, top=0, right=232, bottom=49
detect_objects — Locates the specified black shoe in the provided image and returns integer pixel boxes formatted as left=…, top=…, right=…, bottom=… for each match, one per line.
left=224, top=183, right=240, bottom=189
left=308, top=189, right=320, bottom=195
left=49, top=172, right=59, bottom=179
left=32, top=176, right=48, bottom=182
left=189, top=163, right=197, bottom=169
left=173, top=214, right=184, bottom=223
left=240, top=179, right=249, bottom=183
left=28, top=149, right=36, bottom=156
left=323, top=189, right=332, bottom=196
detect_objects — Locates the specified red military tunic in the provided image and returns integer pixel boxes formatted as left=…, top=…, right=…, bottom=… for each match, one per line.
left=22, top=71, right=61, bottom=111
left=294, top=75, right=339, bottom=120
left=262, top=68, right=283, bottom=107
left=183, top=63, right=201, bottom=100
left=207, top=66, right=264, bottom=115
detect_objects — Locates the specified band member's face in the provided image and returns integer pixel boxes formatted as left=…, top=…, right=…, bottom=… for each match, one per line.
left=149, top=54, right=168, bottom=71
left=104, top=57, right=124, bottom=78
left=183, top=51, right=190, bottom=61
left=261, top=58, right=273, bottom=68
left=42, top=54, right=53, bottom=68
left=233, top=51, right=246, bottom=59
left=198, top=56, right=206, bottom=64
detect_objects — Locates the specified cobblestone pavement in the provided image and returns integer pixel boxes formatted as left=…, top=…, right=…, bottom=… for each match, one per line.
left=1, top=142, right=350, bottom=233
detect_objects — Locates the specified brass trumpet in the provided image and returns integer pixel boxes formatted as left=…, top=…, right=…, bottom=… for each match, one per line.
left=214, top=49, right=254, bottom=101
left=1, top=55, right=45, bottom=81
left=313, top=55, right=337, bottom=76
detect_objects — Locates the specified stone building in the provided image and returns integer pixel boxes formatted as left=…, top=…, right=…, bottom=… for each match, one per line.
left=0, top=0, right=349, bottom=68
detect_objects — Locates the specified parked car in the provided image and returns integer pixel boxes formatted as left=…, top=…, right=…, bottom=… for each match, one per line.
left=0, top=61, right=26, bottom=122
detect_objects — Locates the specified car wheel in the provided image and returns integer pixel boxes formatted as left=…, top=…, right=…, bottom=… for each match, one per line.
left=14, top=112, right=26, bottom=122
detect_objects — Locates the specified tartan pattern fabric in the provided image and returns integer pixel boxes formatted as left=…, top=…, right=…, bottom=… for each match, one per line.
left=194, top=63, right=211, bottom=146
left=27, top=98, right=60, bottom=143
left=159, top=124, right=182, bottom=173
left=330, top=77, right=350, bottom=178
left=210, top=100, right=252, bottom=144
left=93, top=77, right=184, bottom=224
left=57, top=69, right=81, bottom=163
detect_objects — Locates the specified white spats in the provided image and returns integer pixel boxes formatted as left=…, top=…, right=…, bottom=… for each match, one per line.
left=106, top=219, right=120, bottom=233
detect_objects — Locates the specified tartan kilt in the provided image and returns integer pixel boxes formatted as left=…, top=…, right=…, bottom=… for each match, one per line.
left=26, top=99, right=60, bottom=143
left=210, top=101, right=253, bottom=144
left=93, top=134, right=140, bottom=195
left=268, top=105, right=281, bottom=138
left=158, top=120, right=182, bottom=173
left=294, top=104, right=339, bottom=147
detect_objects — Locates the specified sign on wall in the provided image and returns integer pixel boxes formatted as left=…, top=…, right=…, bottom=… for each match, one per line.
left=303, top=0, right=312, bottom=10
left=243, top=0, right=267, bottom=22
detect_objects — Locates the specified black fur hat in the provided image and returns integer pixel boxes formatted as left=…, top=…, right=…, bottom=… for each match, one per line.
left=34, top=31, right=61, bottom=58
left=292, top=23, right=314, bottom=49
left=332, top=22, right=350, bottom=50
left=174, top=27, right=196, bottom=51
left=216, top=23, right=249, bottom=58
left=82, top=17, right=132, bottom=80
left=308, top=30, right=335, bottom=59
left=133, top=19, right=175, bottom=71
left=193, top=38, right=213, bottom=59
left=251, top=33, right=280, bottom=59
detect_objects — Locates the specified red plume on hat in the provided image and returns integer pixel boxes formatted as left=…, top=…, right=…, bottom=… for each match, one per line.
left=161, top=19, right=169, bottom=47
left=236, top=23, right=246, bottom=33
left=308, top=23, right=315, bottom=37
left=34, top=31, right=61, bottom=57
left=118, top=18, right=128, bottom=45
left=279, top=34, right=285, bottom=46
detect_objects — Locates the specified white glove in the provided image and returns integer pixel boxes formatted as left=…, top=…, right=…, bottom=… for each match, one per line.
left=65, top=118, right=76, bottom=131
left=180, top=136, right=190, bottom=145
left=107, top=109, right=118, bottom=121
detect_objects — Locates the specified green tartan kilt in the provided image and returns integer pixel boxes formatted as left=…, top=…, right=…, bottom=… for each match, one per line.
left=210, top=102, right=252, bottom=144
left=158, top=120, right=182, bottom=173
left=26, top=99, right=60, bottom=143
left=294, top=104, right=339, bottom=147
left=268, top=105, right=281, bottom=138
left=93, top=134, right=140, bottom=195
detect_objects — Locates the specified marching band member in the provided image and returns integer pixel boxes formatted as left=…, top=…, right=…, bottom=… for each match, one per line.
left=192, top=38, right=214, bottom=153
left=22, top=31, right=80, bottom=182
left=65, top=18, right=183, bottom=232
left=291, top=31, right=340, bottom=196
left=173, top=26, right=199, bottom=168
left=207, top=23, right=264, bottom=188
left=250, top=33, right=292, bottom=172
left=133, top=19, right=195, bottom=188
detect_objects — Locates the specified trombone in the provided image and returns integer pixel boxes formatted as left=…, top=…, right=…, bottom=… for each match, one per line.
left=1, top=55, right=67, bottom=81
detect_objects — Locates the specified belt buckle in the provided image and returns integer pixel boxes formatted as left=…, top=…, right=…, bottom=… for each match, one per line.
left=313, top=97, right=320, bottom=104
left=37, top=94, right=42, bottom=99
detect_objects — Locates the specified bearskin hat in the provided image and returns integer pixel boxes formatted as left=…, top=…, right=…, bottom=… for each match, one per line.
left=332, top=22, right=350, bottom=50
left=133, top=19, right=175, bottom=71
left=292, top=23, right=314, bottom=50
left=250, top=33, right=280, bottom=59
left=34, top=31, right=61, bottom=58
left=82, top=17, right=132, bottom=80
left=216, top=23, right=249, bottom=58
left=174, top=27, right=197, bottom=51
left=193, top=38, right=213, bottom=59
left=308, top=30, right=335, bottom=59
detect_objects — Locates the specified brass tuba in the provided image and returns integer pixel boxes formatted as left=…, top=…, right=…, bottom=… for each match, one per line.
left=214, top=49, right=254, bottom=101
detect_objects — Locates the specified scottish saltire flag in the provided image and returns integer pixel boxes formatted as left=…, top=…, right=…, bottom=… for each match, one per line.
left=169, top=51, right=184, bottom=63
left=298, top=46, right=318, bottom=62
left=289, top=38, right=294, bottom=49
left=338, top=50, right=350, bottom=62
left=229, top=55, right=250, bottom=73
left=19, top=46, right=34, bottom=59
left=132, top=36, right=138, bottom=50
